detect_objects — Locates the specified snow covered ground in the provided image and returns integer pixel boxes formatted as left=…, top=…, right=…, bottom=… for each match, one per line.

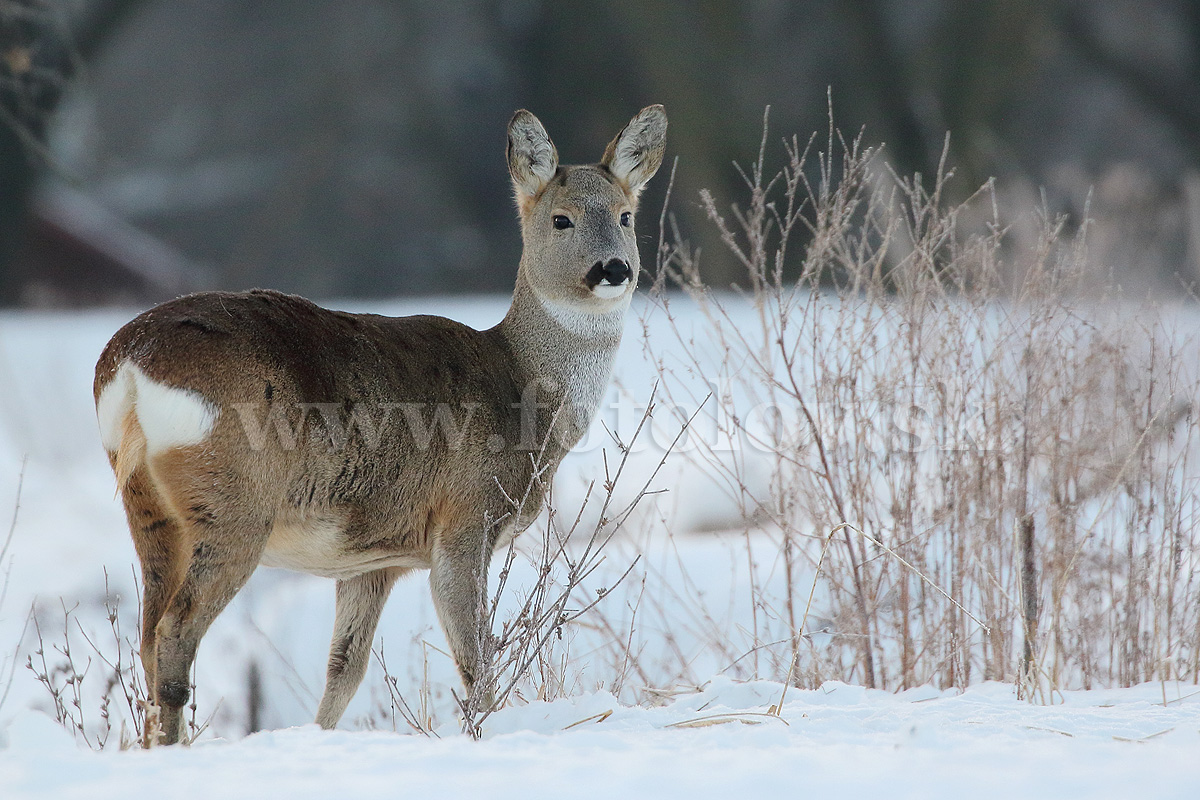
left=3, top=680, right=1199, bottom=799
left=1, top=295, right=1199, bottom=798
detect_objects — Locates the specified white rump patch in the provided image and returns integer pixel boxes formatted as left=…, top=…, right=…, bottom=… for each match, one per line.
left=96, top=365, right=135, bottom=452
left=96, top=362, right=219, bottom=455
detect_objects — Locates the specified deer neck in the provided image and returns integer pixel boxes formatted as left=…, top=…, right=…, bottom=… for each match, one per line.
left=497, top=267, right=627, bottom=453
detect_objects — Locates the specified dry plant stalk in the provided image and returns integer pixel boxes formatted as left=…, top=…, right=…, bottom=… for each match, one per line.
left=0, top=459, right=26, bottom=716
left=452, top=390, right=698, bottom=737
left=646, top=106, right=1200, bottom=696
left=27, top=593, right=147, bottom=749
left=25, top=575, right=217, bottom=749
left=367, top=392, right=696, bottom=737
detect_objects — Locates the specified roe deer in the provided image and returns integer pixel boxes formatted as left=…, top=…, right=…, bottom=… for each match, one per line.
left=93, top=106, right=666, bottom=744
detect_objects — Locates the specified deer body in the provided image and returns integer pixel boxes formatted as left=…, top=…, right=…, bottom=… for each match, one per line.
left=92, top=107, right=666, bottom=743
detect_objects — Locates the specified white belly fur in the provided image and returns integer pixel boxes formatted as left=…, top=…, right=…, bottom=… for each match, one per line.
left=260, top=515, right=431, bottom=579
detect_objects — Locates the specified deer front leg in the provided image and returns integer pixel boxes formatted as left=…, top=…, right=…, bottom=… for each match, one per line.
left=429, top=529, right=491, bottom=699
left=315, top=568, right=405, bottom=730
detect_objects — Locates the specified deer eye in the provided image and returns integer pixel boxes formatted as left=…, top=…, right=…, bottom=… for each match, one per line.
left=552, top=214, right=574, bottom=230
left=620, top=211, right=632, bottom=227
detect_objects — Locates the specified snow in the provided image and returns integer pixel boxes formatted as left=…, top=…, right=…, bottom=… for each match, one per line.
left=2, top=680, right=1199, bottom=799
left=1, top=296, right=1199, bottom=798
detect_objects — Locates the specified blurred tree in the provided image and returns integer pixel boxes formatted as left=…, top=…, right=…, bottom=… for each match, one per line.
left=0, top=0, right=144, bottom=303
left=2, top=0, right=1198, bottom=305
left=1057, top=0, right=1200, bottom=152
left=1, top=0, right=67, bottom=304
left=841, top=0, right=934, bottom=182
left=932, top=0, right=1051, bottom=190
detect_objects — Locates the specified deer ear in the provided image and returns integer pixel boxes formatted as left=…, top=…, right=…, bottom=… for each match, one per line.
left=601, top=105, right=667, bottom=198
left=507, top=110, right=559, bottom=211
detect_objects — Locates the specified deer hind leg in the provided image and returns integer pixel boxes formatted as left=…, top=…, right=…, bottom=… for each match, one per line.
left=315, top=567, right=406, bottom=730
left=119, top=464, right=187, bottom=705
left=147, top=449, right=272, bottom=745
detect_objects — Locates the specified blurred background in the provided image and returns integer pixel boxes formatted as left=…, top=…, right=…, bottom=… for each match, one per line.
left=2, top=0, right=1199, bottom=308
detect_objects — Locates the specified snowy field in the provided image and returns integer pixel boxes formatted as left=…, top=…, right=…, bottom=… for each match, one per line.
left=1, top=295, right=1199, bottom=798
left=4, top=680, right=1200, bottom=800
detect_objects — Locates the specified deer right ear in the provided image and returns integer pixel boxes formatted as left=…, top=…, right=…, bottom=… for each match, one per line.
left=507, top=110, right=559, bottom=213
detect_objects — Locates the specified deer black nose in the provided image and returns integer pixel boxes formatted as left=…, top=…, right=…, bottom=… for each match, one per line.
left=586, top=258, right=632, bottom=288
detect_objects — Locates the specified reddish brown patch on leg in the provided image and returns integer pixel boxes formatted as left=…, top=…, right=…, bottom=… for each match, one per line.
left=119, top=465, right=187, bottom=705
left=141, top=445, right=272, bottom=744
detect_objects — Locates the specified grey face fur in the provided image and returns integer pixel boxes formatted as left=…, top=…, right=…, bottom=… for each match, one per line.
left=524, top=168, right=638, bottom=307
left=508, top=105, right=667, bottom=313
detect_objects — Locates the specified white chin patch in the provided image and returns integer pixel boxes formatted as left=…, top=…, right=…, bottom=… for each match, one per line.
left=591, top=282, right=628, bottom=300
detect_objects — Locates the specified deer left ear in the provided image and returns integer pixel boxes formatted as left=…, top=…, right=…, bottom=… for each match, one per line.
left=601, top=105, right=667, bottom=198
